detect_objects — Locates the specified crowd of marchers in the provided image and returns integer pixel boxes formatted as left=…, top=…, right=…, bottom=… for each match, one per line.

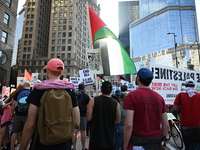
left=0, top=58, right=200, bottom=150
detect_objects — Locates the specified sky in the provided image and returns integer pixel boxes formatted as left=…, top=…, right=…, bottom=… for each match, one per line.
left=17, top=0, right=200, bottom=38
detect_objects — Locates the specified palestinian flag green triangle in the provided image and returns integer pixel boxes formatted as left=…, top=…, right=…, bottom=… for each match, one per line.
left=88, top=6, right=137, bottom=76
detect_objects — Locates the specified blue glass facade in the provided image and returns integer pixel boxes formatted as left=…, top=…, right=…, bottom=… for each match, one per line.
left=130, top=0, right=199, bottom=70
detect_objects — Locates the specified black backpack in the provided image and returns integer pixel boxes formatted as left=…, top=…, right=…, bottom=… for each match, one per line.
left=77, top=91, right=86, bottom=113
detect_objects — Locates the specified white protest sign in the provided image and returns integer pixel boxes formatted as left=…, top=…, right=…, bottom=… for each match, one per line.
left=79, top=69, right=95, bottom=86
left=69, top=77, right=81, bottom=90
left=127, top=83, right=135, bottom=91
left=87, top=48, right=103, bottom=74
left=30, top=73, right=39, bottom=87
left=17, top=77, right=25, bottom=86
left=149, top=63, right=200, bottom=104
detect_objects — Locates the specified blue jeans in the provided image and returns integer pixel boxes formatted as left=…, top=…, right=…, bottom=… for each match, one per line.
left=115, top=124, right=124, bottom=150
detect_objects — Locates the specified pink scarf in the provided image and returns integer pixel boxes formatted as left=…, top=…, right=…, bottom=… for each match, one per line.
left=34, top=79, right=75, bottom=91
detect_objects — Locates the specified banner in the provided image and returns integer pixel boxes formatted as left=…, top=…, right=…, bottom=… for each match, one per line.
left=149, top=63, right=200, bottom=104
left=79, top=69, right=95, bottom=86
left=69, top=77, right=81, bottom=90
left=87, top=48, right=103, bottom=74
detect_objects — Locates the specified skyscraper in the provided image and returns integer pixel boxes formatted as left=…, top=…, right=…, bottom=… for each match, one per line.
left=12, top=6, right=25, bottom=66
left=0, top=0, right=18, bottom=88
left=17, top=0, right=100, bottom=80
left=118, top=0, right=139, bottom=81
left=130, top=0, right=199, bottom=70
left=118, top=0, right=139, bottom=51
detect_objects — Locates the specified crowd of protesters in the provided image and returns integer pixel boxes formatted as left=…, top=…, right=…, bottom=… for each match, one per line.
left=0, top=58, right=200, bottom=150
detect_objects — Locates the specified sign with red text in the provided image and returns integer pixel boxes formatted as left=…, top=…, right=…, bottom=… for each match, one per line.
left=149, top=63, right=200, bottom=104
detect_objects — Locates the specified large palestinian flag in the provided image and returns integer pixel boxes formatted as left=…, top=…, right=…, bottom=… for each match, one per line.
left=88, top=6, right=136, bottom=76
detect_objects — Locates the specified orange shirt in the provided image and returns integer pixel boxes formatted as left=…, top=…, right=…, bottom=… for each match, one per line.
left=174, top=92, right=200, bottom=127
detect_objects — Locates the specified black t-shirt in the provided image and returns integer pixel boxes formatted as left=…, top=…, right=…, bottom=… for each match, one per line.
left=26, top=88, right=77, bottom=150
left=77, top=90, right=90, bottom=117
left=14, top=89, right=32, bottom=116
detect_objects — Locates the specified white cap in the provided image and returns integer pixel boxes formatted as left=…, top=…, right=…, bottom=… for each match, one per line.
left=185, top=79, right=195, bottom=85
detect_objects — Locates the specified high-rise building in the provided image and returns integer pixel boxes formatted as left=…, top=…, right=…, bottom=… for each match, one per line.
left=0, top=0, right=18, bottom=88
left=17, top=0, right=100, bottom=81
left=118, top=0, right=139, bottom=51
left=118, top=0, right=139, bottom=82
left=130, top=0, right=199, bottom=71
left=12, top=6, right=25, bottom=66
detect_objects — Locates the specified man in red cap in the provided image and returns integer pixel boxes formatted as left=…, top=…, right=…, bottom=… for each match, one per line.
left=19, top=58, right=80, bottom=150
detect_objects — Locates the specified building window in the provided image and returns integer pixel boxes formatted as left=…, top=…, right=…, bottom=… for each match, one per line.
left=68, top=46, right=71, bottom=51
left=1, top=31, right=8, bottom=43
left=51, top=47, right=55, bottom=51
left=61, top=53, right=65, bottom=58
left=23, top=54, right=26, bottom=59
left=68, top=39, right=72, bottom=44
left=62, top=39, right=66, bottom=44
left=57, top=53, right=61, bottom=58
left=63, top=32, right=66, bottom=37
left=6, top=0, right=11, bottom=7
left=62, top=46, right=65, bottom=51
left=67, top=60, right=70, bottom=65
left=52, top=40, right=55, bottom=45
left=69, top=25, right=72, bottom=30
left=67, top=53, right=71, bottom=58
left=68, top=32, right=72, bottom=37
left=57, top=39, right=61, bottom=44
left=51, top=53, right=55, bottom=58
left=23, top=47, right=27, bottom=52
left=58, top=32, right=62, bottom=37
left=59, top=19, right=63, bottom=24
left=57, top=46, right=61, bottom=51
left=52, top=33, right=56, bottom=38
left=3, top=13, right=10, bottom=25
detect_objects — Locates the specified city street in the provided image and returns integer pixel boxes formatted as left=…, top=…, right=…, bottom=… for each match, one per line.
left=73, top=131, right=185, bottom=150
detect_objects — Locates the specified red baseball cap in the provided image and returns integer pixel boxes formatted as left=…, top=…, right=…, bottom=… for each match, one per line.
left=43, top=58, right=64, bottom=72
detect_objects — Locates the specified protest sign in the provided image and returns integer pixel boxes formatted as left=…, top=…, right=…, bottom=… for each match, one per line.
left=17, top=77, right=25, bottom=86
left=30, top=73, right=39, bottom=87
left=87, top=48, right=103, bottom=74
left=149, top=63, right=200, bottom=104
left=69, top=77, right=81, bottom=90
left=79, top=69, right=95, bottom=86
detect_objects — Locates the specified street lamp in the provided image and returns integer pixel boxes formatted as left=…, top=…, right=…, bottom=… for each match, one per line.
left=31, top=47, right=42, bottom=73
left=167, top=32, right=178, bottom=68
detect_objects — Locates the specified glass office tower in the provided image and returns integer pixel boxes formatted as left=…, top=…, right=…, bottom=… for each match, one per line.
left=130, top=0, right=199, bottom=70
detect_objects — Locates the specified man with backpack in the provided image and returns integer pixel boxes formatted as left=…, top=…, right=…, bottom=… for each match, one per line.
left=10, top=82, right=31, bottom=150
left=19, top=58, right=80, bottom=150
left=72, top=83, right=90, bottom=150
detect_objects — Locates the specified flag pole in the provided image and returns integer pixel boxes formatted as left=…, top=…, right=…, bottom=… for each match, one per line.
left=86, top=2, right=99, bottom=96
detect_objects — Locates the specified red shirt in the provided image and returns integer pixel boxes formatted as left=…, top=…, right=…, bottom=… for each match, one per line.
left=174, top=92, right=200, bottom=127
left=123, top=88, right=166, bottom=137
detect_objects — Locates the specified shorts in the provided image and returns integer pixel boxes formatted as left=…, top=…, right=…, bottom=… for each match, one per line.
left=12, top=115, right=27, bottom=133
left=80, top=116, right=87, bottom=131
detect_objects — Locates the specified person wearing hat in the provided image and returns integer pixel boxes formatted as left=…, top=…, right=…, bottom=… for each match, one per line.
left=173, top=79, right=200, bottom=149
left=123, top=68, right=169, bottom=150
left=19, top=58, right=80, bottom=150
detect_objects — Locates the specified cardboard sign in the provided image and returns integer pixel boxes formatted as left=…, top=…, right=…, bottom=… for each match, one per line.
left=79, top=69, right=95, bottom=86
left=69, top=77, right=81, bottom=90
left=87, top=48, right=103, bottom=74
